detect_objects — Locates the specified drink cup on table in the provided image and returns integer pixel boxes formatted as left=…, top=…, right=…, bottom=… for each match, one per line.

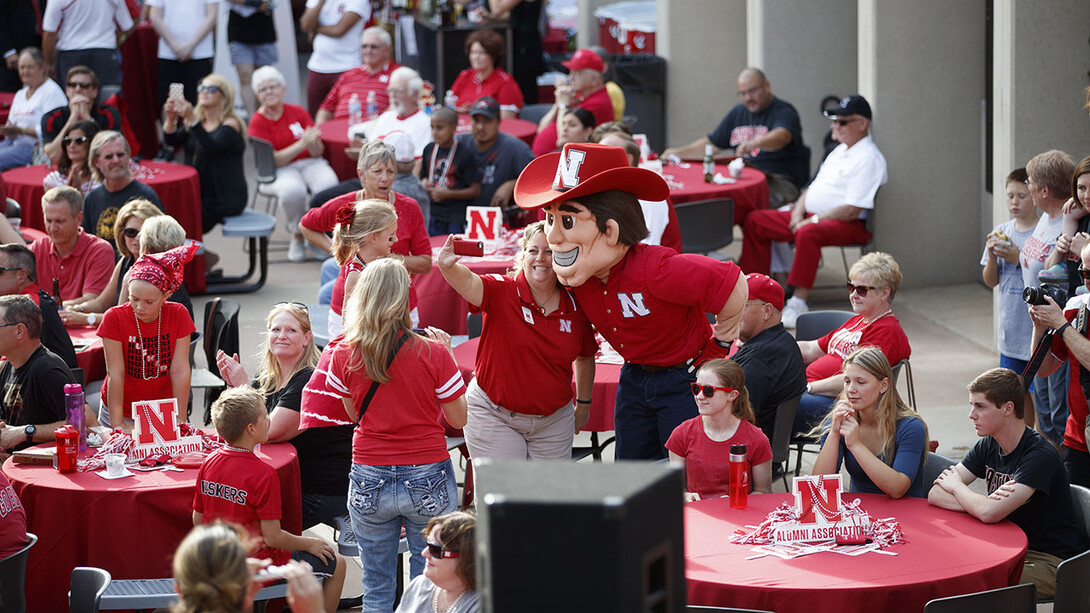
left=104, top=453, right=126, bottom=477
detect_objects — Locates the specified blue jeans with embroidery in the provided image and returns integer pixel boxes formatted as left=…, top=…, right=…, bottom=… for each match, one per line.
left=347, top=460, right=457, bottom=612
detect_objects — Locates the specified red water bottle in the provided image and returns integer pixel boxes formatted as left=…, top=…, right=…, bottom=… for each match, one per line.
left=55, top=425, right=78, bottom=473
left=729, top=444, right=748, bottom=509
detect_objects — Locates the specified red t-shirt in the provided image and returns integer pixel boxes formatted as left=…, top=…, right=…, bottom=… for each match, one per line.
left=1049, top=303, right=1088, bottom=452
left=569, top=244, right=741, bottom=366
left=449, top=68, right=524, bottom=114
left=326, top=336, right=466, bottom=465
left=97, top=302, right=196, bottom=417
left=532, top=86, right=616, bottom=156
left=193, top=447, right=290, bottom=565
left=301, top=191, right=430, bottom=316
left=806, top=313, right=911, bottom=382
left=300, top=335, right=353, bottom=428
left=471, top=272, right=597, bottom=414
left=319, top=62, right=399, bottom=119
left=665, top=416, right=772, bottom=498
left=30, top=230, right=115, bottom=301
left=0, top=470, right=28, bottom=561
left=249, top=103, right=318, bottom=164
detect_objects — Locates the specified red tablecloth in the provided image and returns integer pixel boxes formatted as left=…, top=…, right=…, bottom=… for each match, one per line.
left=665, top=164, right=769, bottom=227
left=0, top=91, right=13, bottom=125
left=452, top=336, right=620, bottom=433
left=120, top=23, right=161, bottom=160
left=685, top=493, right=1027, bottom=612
left=318, top=115, right=539, bottom=181
left=68, top=325, right=105, bottom=382
left=414, top=236, right=513, bottom=334
left=1, top=161, right=206, bottom=292
left=3, top=441, right=301, bottom=613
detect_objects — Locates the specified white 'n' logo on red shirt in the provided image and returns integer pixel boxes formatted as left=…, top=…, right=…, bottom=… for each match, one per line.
left=552, top=149, right=587, bottom=191
left=559, top=319, right=572, bottom=333
left=618, top=293, right=650, bottom=318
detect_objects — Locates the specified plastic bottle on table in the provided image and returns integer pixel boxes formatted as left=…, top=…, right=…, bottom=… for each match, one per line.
left=703, top=143, right=715, bottom=183
left=366, top=91, right=378, bottom=121
left=729, top=444, right=748, bottom=509
left=64, top=383, right=86, bottom=451
left=348, top=93, right=363, bottom=125
left=445, top=90, right=457, bottom=109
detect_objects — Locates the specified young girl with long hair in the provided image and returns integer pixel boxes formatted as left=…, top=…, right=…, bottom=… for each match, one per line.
left=327, top=198, right=398, bottom=337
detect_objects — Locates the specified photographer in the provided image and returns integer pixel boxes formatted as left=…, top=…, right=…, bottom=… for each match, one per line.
left=1028, top=242, right=1090, bottom=487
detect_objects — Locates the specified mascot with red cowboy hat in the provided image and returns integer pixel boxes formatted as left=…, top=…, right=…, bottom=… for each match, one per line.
left=514, top=142, right=748, bottom=460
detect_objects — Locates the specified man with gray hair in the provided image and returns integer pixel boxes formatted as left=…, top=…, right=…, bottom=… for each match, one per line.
left=0, top=243, right=76, bottom=369
left=315, top=26, right=399, bottom=124
left=531, top=48, right=615, bottom=157
left=82, top=131, right=163, bottom=246
left=29, top=186, right=114, bottom=305
left=363, top=66, right=431, bottom=162
left=0, top=294, right=76, bottom=455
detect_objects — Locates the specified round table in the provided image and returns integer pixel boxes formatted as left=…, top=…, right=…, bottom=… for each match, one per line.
left=685, top=493, right=1027, bottom=612
left=68, top=325, right=105, bottom=383
left=0, top=161, right=206, bottom=293
left=665, top=164, right=770, bottom=228
left=2, top=441, right=301, bottom=613
left=414, top=235, right=514, bottom=335
left=318, top=115, right=539, bottom=181
left=452, top=336, right=620, bottom=433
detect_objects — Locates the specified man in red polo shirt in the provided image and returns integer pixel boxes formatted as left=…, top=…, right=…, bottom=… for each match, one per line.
left=513, top=142, right=748, bottom=460
left=531, top=49, right=616, bottom=156
left=315, top=27, right=399, bottom=125
left=28, top=186, right=114, bottom=306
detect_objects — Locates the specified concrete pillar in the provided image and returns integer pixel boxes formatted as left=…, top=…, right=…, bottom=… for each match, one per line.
left=657, top=0, right=747, bottom=148
left=750, top=0, right=857, bottom=179
left=577, top=0, right=616, bottom=48
left=858, top=0, right=987, bottom=287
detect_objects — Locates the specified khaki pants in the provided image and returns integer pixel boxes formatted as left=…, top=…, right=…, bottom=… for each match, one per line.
left=463, top=381, right=576, bottom=461
left=1020, top=549, right=1062, bottom=599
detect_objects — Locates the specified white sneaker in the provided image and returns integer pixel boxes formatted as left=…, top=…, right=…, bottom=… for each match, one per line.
left=288, top=236, right=307, bottom=263
left=781, top=297, right=808, bottom=329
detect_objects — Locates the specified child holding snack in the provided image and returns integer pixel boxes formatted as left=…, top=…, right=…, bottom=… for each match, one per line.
left=981, top=167, right=1038, bottom=426
left=419, top=107, right=481, bottom=235
left=666, top=359, right=773, bottom=502
left=193, top=387, right=347, bottom=613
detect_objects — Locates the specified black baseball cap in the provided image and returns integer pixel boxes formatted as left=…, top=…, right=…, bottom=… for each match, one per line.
left=469, top=97, right=500, bottom=119
left=823, top=94, right=872, bottom=120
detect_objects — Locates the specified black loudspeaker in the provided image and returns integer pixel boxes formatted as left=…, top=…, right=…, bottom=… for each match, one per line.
left=475, top=460, right=685, bottom=613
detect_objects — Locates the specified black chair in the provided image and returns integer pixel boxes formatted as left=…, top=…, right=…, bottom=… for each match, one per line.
left=69, top=566, right=111, bottom=613
left=199, top=298, right=240, bottom=423
left=923, top=582, right=1035, bottom=613
left=921, top=452, right=956, bottom=488
left=4, top=198, right=20, bottom=221
left=1054, top=546, right=1090, bottom=613
left=891, top=358, right=917, bottom=408
left=0, top=532, right=37, bottom=613
left=770, top=395, right=800, bottom=491
left=790, top=310, right=855, bottom=475
left=248, top=137, right=280, bottom=216
left=674, top=197, right=735, bottom=256
left=518, top=103, right=553, bottom=124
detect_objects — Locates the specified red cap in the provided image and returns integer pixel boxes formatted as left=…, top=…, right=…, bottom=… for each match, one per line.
left=562, top=49, right=605, bottom=73
left=745, top=273, right=784, bottom=310
left=513, top=142, right=668, bottom=210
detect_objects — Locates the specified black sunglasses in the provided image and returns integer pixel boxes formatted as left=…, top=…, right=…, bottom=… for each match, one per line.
left=690, top=383, right=735, bottom=397
left=426, top=541, right=459, bottom=559
left=63, top=136, right=88, bottom=146
left=1078, top=267, right=1090, bottom=281
left=122, top=227, right=140, bottom=239
left=67, top=81, right=94, bottom=90
left=832, top=117, right=862, bottom=127
left=197, top=84, right=221, bottom=94
left=846, top=282, right=878, bottom=297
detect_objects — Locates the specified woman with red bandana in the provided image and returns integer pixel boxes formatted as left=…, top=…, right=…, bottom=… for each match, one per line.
left=97, top=243, right=197, bottom=430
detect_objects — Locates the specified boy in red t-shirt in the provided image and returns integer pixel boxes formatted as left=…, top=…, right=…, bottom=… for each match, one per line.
left=193, top=387, right=346, bottom=613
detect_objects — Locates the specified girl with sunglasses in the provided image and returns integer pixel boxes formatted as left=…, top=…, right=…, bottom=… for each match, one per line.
left=43, top=120, right=101, bottom=194
left=793, top=251, right=911, bottom=436
left=811, top=347, right=929, bottom=498
left=396, top=511, right=479, bottom=613
left=666, top=359, right=772, bottom=502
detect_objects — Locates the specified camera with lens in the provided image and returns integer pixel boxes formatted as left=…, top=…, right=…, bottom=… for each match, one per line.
left=1023, top=284, right=1068, bottom=306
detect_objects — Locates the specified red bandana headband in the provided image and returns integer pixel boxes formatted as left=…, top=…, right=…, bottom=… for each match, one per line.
left=129, top=243, right=199, bottom=294
left=336, top=202, right=356, bottom=227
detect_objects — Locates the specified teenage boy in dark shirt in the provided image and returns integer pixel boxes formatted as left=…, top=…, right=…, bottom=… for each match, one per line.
left=419, top=107, right=480, bottom=235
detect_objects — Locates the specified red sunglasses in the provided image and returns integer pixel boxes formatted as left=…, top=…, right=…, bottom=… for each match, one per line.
left=691, top=383, right=735, bottom=397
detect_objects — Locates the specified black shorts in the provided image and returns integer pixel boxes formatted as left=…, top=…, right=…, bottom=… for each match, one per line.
left=291, top=549, right=338, bottom=578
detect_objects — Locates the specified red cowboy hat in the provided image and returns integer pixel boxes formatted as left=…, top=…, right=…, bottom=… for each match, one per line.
left=513, top=142, right=669, bottom=210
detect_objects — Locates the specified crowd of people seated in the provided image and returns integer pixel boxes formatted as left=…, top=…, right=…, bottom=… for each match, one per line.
left=2, top=7, right=1090, bottom=611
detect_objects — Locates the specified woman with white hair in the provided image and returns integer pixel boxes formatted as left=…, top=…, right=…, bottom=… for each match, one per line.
left=248, top=65, right=339, bottom=262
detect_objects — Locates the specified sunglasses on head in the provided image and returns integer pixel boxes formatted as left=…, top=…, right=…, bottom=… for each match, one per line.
left=274, top=301, right=309, bottom=313
left=426, top=541, right=459, bottom=559
left=197, top=84, right=221, bottom=94
left=62, top=136, right=88, bottom=146
left=690, top=383, right=735, bottom=397
left=122, top=227, right=140, bottom=239
left=846, top=282, right=878, bottom=297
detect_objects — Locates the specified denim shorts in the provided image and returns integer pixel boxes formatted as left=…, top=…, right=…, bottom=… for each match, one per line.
left=229, top=41, right=278, bottom=66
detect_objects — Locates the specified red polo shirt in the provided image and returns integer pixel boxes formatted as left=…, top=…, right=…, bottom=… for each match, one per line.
left=319, top=62, right=399, bottom=119
left=569, top=243, right=741, bottom=366
left=300, top=191, right=430, bottom=316
left=449, top=68, right=524, bottom=114
left=532, top=86, right=617, bottom=156
left=470, top=271, right=597, bottom=415
left=30, top=229, right=115, bottom=301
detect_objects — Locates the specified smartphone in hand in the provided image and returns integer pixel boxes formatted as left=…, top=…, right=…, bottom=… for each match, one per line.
left=452, top=239, right=484, bottom=257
